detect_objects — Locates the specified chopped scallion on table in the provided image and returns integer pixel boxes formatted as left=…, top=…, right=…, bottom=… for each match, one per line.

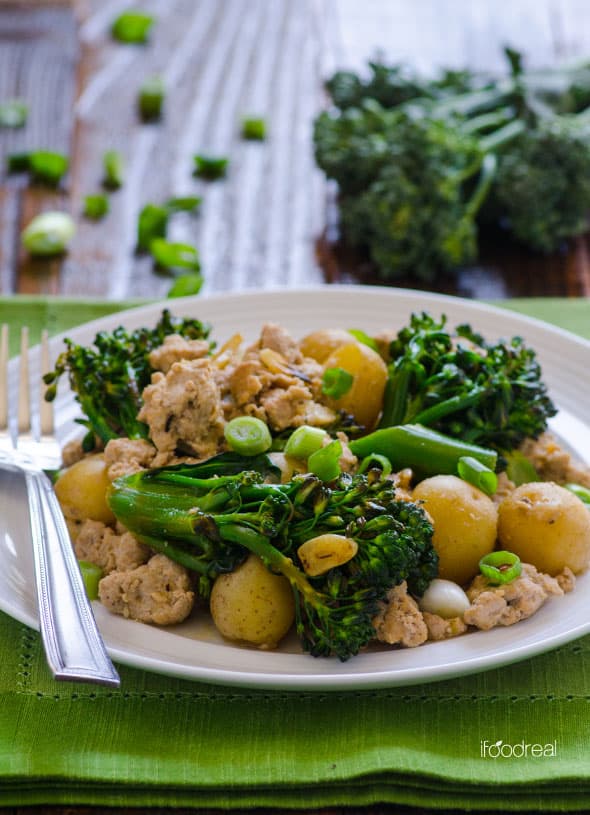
left=137, top=204, right=169, bottom=251
left=83, top=194, right=110, bottom=220
left=165, top=196, right=202, bottom=214
left=138, top=76, right=165, bottom=121
left=193, top=154, right=229, bottom=180
left=150, top=239, right=200, bottom=272
left=7, top=151, right=69, bottom=186
left=111, top=11, right=154, bottom=43
left=0, top=99, right=27, bottom=128
left=103, top=150, right=125, bottom=189
left=21, top=211, right=76, bottom=256
left=241, top=116, right=267, bottom=140
left=167, top=273, right=204, bottom=298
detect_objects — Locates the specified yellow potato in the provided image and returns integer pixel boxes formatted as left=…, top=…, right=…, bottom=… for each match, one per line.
left=54, top=453, right=115, bottom=524
left=299, top=328, right=356, bottom=364
left=498, top=481, right=590, bottom=575
left=322, top=341, right=387, bottom=430
left=412, top=475, right=497, bottom=586
left=210, top=554, right=295, bottom=649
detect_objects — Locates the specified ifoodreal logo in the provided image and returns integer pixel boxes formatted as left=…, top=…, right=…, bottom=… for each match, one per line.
left=481, top=739, right=557, bottom=758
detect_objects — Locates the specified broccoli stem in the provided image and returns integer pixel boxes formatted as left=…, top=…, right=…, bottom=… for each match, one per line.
left=349, top=423, right=497, bottom=478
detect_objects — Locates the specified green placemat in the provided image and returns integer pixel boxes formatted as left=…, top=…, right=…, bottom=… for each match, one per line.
left=0, top=294, right=589, bottom=811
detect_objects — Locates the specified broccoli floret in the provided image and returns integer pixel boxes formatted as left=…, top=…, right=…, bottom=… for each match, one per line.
left=108, top=461, right=437, bottom=661
left=379, top=312, right=557, bottom=453
left=44, top=309, right=211, bottom=449
left=492, top=114, right=590, bottom=252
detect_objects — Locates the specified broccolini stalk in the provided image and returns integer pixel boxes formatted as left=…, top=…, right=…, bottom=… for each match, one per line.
left=108, top=464, right=437, bottom=660
left=378, top=313, right=556, bottom=454
left=43, top=310, right=211, bottom=449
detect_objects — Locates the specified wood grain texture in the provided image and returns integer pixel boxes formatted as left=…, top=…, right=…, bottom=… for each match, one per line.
left=2, top=1, right=590, bottom=297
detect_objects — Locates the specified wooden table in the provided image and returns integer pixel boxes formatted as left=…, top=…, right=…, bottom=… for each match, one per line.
left=1, top=2, right=590, bottom=814
left=1, top=0, right=590, bottom=300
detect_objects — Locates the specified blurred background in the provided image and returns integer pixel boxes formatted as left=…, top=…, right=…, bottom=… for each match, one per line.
left=1, top=0, right=590, bottom=300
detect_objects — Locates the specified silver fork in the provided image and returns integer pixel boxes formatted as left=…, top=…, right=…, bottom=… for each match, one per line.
left=0, top=325, right=120, bottom=687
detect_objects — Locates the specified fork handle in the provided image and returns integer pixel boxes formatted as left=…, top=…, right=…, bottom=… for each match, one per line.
left=25, top=469, right=120, bottom=687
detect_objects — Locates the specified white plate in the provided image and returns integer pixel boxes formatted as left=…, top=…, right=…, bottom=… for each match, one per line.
left=2, top=285, right=590, bottom=690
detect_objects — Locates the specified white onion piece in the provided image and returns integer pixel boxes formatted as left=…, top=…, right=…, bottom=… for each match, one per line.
left=419, top=579, right=470, bottom=619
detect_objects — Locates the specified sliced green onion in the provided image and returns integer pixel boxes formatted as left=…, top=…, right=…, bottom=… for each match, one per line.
left=193, top=154, right=229, bottom=180
left=504, top=450, right=539, bottom=486
left=139, top=75, right=165, bottom=121
left=150, top=238, right=200, bottom=272
left=111, top=11, right=154, bottom=43
left=103, top=150, right=125, bottom=189
left=167, top=273, right=204, bottom=298
left=137, top=203, right=168, bottom=251
left=6, top=152, right=31, bottom=172
left=0, top=99, right=27, bottom=128
left=224, top=416, right=272, bottom=456
left=322, top=367, right=353, bottom=399
left=166, top=196, right=202, bottom=214
left=78, top=560, right=103, bottom=601
left=308, top=439, right=342, bottom=482
left=479, top=551, right=522, bottom=585
left=284, top=425, right=327, bottom=460
left=241, top=116, right=266, bottom=140
left=564, top=483, right=590, bottom=506
left=347, top=328, right=379, bottom=352
left=457, top=455, right=498, bottom=496
left=21, top=211, right=75, bottom=256
left=28, top=151, right=69, bottom=186
left=358, top=453, right=392, bottom=477
left=83, top=194, right=109, bottom=220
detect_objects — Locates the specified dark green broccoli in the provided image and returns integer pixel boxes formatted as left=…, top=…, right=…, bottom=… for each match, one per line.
left=108, top=458, right=437, bottom=661
left=379, top=312, right=557, bottom=453
left=492, top=113, right=590, bottom=252
left=43, top=309, right=211, bottom=449
left=315, top=103, right=522, bottom=281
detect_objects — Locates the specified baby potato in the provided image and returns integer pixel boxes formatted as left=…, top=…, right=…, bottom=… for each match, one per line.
left=54, top=453, right=115, bottom=525
left=210, top=554, right=295, bottom=649
left=322, top=341, right=387, bottom=430
left=498, top=481, right=590, bottom=575
left=412, top=475, right=498, bottom=586
left=299, top=328, right=356, bottom=364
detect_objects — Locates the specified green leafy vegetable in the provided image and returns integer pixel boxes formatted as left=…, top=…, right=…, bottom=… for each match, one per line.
left=111, top=11, right=154, bottom=43
left=43, top=310, right=211, bottom=448
left=108, top=463, right=438, bottom=660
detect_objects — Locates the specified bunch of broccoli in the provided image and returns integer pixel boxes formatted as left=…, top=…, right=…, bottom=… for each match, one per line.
left=108, top=453, right=437, bottom=661
left=314, top=48, right=590, bottom=281
left=379, top=312, right=557, bottom=453
left=43, top=309, right=211, bottom=449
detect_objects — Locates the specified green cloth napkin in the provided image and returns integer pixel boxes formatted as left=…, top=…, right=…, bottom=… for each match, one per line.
left=0, top=295, right=589, bottom=811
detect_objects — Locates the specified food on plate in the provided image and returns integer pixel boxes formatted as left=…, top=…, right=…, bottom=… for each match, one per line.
left=45, top=309, right=589, bottom=660
left=497, top=481, right=590, bottom=575
left=412, top=475, right=497, bottom=585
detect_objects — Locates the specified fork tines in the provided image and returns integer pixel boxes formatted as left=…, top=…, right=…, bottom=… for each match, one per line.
left=0, top=325, right=54, bottom=446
